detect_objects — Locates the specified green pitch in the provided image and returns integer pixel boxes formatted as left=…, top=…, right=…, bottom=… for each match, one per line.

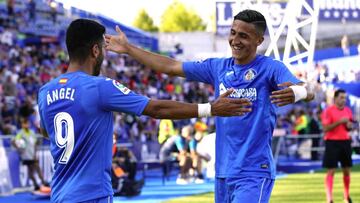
left=164, top=164, right=360, bottom=203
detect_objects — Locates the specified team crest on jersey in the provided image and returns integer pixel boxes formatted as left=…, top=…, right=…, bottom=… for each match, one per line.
left=112, top=80, right=130, bottom=95
left=244, top=69, right=256, bottom=81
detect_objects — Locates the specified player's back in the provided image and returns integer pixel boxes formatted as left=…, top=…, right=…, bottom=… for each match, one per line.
left=38, top=71, right=113, bottom=202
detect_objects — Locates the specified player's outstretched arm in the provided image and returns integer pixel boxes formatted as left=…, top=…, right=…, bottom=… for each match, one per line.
left=270, top=82, right=315, bottom=107
left=142, top=89, right=252, bottom=119
left=105, top=26, right=184, bottom=77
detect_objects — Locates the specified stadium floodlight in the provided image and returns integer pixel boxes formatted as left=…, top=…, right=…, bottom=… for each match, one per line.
left=235, top=0, right=319, bottom=69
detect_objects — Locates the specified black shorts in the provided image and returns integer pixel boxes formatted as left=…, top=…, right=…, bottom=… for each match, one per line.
left=322, top=140, right=352, bottom=168
left=22, top=160, right=36, bottom=166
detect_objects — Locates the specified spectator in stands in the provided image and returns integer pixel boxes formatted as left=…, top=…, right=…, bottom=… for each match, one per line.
left=37, top=19, right=252, bottom=203
left=113, top=146, right=138, bottom=181
left=308, top=110, right=322, bottom=161
left=49, top=1, right=57, bottom=24
left=294, top=109, right=310, bottom=158
left=28, top=0, right=36, bottom=22
left=321, top=89, right=354, bottom=203
left=19, top=97, right=35, bottom=119
left=295, top=110, right=309, bottom=135
left=6, top=0, right=14, bottom=19
left=174, top=125, right=195, bottom=184
left=159, top=125, right=199, bottom=185
left=1, top=101, right=16, bottom=134
left=3, top=75, right=17, bottom=98
left=12, top=117, right=48, bottom=191
left=191, top=121, right=210, bottom=182
left=106, top=9, right=314, bottom=202
left=158, top=119, right=175, bottom=145
left=341, top=35, right=350, bottom=56
left=112, top=134, right=144, bottom=196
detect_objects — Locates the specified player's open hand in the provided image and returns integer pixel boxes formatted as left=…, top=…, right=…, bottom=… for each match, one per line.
left=104, top=25, right=129, bottom=54
left=211, top=88, right=252, bottom=116
left=270, top=82, right=295, bottom=107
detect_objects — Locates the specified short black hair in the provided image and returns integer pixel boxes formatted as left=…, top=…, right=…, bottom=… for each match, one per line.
left=234, top=9, right=267, bottom=36
left=66, top=19, right=105, bottom=63
left=334, top=89, right=346, bottom=98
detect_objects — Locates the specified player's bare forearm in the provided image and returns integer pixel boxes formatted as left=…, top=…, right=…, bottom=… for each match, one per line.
left=127, top=44, right=184, bottom=77
left=143, top=100, right=198, bottom=119
left=270, top=82, right=314, bottom=106
left=142, top=96, right=252, bottom=119
left=105, top=27, right=184, bottom=77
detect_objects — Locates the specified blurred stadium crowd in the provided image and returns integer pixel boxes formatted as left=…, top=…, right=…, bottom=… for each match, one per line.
left=1, top=1, right=360, bottom=147
left=1, top=0, right=360, bottom=192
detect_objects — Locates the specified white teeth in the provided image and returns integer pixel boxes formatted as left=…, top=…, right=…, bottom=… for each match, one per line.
left=233, top=46, right=241, bottom=50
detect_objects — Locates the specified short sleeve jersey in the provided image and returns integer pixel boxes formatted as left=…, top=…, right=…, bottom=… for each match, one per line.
left=183, top=55, right=301, bottom=178
left=321, top=105, right=353, bottom=140
left=38, top=71, right=149, bottom=202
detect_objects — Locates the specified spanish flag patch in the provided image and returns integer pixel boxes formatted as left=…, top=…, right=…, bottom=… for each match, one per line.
left=59, top=78, right=68, bottom=84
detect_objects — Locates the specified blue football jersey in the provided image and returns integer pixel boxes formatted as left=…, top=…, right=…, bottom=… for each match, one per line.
left=183, top=55, right=301, bottom=179
left=38, top=71, right=149, bottom=202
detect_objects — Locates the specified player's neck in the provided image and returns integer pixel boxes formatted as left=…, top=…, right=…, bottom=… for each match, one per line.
left=335, top=104, right=344, bottom=110
left=67, top=61, right=93, bottom=75
left=234, top=53, right=257, bottom=65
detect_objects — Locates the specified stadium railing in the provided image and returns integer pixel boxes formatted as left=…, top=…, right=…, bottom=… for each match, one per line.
left=273, top=132, right=360, bottom=170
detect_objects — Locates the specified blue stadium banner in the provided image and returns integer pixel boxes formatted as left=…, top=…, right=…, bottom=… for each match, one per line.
left=216, top=1, right=236, bottom=36
left=318, top=0, right=360, bottom=21
left=215, top=1, right=286, bottom=36
left=216, top=0, right=360, bottom=36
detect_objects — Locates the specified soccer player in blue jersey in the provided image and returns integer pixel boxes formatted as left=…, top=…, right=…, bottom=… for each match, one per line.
left=37, top=19, right=252, bottom=203
left=105, top=9, right=315, bottom=203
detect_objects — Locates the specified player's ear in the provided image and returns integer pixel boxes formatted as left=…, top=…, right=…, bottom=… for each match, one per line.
left=257, top=36, right=264, bottom=46
left=91, top=44, right=100, bottom=58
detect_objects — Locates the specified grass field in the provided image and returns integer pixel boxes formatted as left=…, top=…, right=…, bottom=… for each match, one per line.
left=165, top=164, right=360, bottom=203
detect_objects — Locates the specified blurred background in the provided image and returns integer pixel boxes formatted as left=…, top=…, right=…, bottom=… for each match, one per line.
left=0, top=0, right=359, bottom=202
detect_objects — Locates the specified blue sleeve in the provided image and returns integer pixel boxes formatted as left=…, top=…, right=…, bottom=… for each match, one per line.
left=189, top=138, right=197, bottom=151
left=183, top=58, right=216, bottom=84
left=175, top=135, right=185, bottom=151
left=97, top=78, right=150, bottom=116
left=269, top=60, right=302, bottom=90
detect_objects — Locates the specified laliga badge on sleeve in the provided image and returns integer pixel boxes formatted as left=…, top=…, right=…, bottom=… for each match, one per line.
left=112, top=80, right=131, bottom=95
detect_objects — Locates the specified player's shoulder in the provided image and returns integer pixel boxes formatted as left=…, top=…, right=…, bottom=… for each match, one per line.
left=194, top=57, right=231, bottom=65
left=215, top=57, right=233, bottom=65
left=261, top=55, right=284, bottom=66
left=325, top=105, right=337, bottom=112
left=97, top=77, right=132, bottom=95
left=38, top=77, right=56, bottom=93
left=344, top=106, right=353, bottom=113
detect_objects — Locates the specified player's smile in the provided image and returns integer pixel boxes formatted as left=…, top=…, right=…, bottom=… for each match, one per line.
left=228, top=20, right=260, bottom=64
left=231, top=45, right=244, bottom=56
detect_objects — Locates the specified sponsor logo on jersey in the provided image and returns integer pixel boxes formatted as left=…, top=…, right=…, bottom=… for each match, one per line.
left=219, top=83, right=257, bottom=101
left=59, top=78, right=68, bottom=84
left=112, top=80, right=130, bottom=95
left=244, top=69, right=256, bottom=81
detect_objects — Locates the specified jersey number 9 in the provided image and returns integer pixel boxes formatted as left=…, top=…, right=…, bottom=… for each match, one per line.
left=54, top=112, right=75, bottom=164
